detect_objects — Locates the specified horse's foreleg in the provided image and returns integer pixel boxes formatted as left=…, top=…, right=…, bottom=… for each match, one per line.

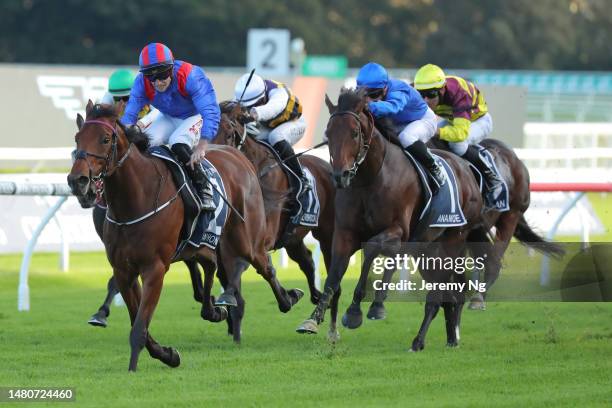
left=199, top=259, right=227, bottom=323
left=285, top=241, right=321, bottom=304
left=296, top=229, right=357, bottom=334
left=255, top=253, right=304, bottom=313
left=344, top=227, right=403, bottom=330
left=88, top=276, right=119, bottom=327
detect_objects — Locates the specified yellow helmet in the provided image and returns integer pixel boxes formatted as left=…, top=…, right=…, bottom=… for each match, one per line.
left=414, top=64, right=446, bottom=90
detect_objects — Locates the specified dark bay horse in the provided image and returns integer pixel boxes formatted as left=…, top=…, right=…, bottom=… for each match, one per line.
left=295, top=89, right=487, bottom=350
left=213, top=102, right=338, bottom=340
left=68, top=101, right=302, bottom=371
left=427, top=138, right=565, bottom=310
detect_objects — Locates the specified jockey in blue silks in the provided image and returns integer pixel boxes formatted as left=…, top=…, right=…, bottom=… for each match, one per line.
left=356, top=62, right=445, bottom=189
left=121, top=42, right=221, bottom=211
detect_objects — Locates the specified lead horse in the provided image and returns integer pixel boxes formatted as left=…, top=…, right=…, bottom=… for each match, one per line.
left=296, top=89, right=486, bottom=350
left=68, top=101, right=302, bottom=371
left=213, top=102, right=338, bottom=341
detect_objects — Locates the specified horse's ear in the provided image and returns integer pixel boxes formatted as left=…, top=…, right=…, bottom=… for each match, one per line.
left=76, top=113, right=84, bottom=130
left=325, top=94, right=336, bottom=114
left=85, top=100, right=94, bottom=116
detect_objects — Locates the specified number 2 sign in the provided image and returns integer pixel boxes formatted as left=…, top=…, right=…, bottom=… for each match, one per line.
left=247, top=29, right=290, bottom=77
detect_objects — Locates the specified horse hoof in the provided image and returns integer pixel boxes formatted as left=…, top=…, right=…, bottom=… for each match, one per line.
left=410, top=338, right=425, bottom=352
left=341, top=308, right=363, bottom=329
left=446, top=341, right=459, bottom=348
left=366, top=303, right=387, bottom=320
left=327, top=329, right=341, bottom=343
left=468, top=299, right=486, bottom=310
left=289, top=288, right=305, bottom=306
left=296, top=319, right=319, bottom=334
left=215, top=293, right=238, bottom=307
left=216, top=306, right=228, bottom=321
left=87, top=312, right=108, bottom=328
left=167, top=348, right=181, bottom=368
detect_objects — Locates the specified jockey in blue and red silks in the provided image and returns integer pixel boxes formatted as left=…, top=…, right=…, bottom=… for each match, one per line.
left=121, top=42, right=221, bottom=211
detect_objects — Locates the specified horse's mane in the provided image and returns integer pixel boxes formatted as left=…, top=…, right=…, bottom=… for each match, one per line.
left=88, top=103, right=150, bottom=152
left=219, top=100, right=238, bottom=114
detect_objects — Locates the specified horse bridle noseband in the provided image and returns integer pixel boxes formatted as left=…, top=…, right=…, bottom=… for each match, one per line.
left=329, top=110, right=374, bottom=178
left=74, top=119, right=132, bottom=181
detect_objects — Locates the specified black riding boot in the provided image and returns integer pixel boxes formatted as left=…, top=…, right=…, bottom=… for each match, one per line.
left=405, top=140, right=445, bottom=192
left=462, top=145, right=503, bottom=203
left=171, top=143, right=215, bottom=211
left=273, top=140, right=311, bottom=196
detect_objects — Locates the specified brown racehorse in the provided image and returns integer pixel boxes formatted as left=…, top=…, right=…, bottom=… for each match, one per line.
left=68, top=101, right=302, bottom=371
left=213, top=102, right=339, bottom=340
left=295, top=89, right=488, bottom=350
left=427, top=137, right=565, bottom=309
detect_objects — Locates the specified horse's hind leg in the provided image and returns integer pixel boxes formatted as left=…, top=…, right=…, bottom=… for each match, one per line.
left=216, top=251, right=248, bottom=342
left=255, top=253, right=304, bottom=313
left=285, top=241, right=321, bottom=304
left=411, top=289, right=442, bottom=352
left=185, top=259, right=203, bottom=303
left=199, top=257, right=227, bottom=323
left=88, top=276, right=119, bottom=327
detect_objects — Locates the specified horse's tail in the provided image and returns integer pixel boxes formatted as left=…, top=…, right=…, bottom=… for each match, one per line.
left=513, top=214, right=565, bottom=259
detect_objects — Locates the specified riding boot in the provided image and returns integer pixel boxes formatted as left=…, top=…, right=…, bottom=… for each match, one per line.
left=405, top=140, right=445, bottom=192
left=171, top=143, right=216, bottom=211
left=462, top=145, right=503, bottom=203
left=273, top=140, right=312, bottom=197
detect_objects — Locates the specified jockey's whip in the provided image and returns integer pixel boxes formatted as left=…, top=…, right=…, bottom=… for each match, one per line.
left=238, top=68, right=256, bottom=104
left=196, top=167, right=245, bottom=223
left=259, top=140, right=329, bottom=177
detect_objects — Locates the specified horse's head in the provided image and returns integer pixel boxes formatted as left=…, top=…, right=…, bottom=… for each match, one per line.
left=67, top=100, right=128, bottom=208
left=214, top=100, right=252, bottom=150
left=325, top=88, right=374, bottom=188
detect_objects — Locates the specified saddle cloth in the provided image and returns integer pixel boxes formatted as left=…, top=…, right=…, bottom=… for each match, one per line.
left=469, top=145, right=510, bottom=212
left=150, top=146, right=229, bottom=257
left=403, top=150, right=467, bottom=228
left=254, top=139, right=321, bottom=227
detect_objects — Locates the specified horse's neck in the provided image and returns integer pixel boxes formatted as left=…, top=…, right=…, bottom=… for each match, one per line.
left=104, top=148, right=162, bottom=217
left=354, top=131, right=387, bottom=187
left=243, top=137, right=276, bottom=170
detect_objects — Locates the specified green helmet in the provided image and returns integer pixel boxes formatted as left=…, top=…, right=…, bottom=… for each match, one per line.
left=108, top=69, right=136, bottom=97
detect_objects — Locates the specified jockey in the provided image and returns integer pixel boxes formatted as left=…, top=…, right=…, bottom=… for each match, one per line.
left=413, top=64, right=503, bottom=202
left=121, top=42, right=221, bottom=211
left=233, top=72, right=311, bottom=199
left=356, top=62, right=445, bottom=189
left=99, top=68, right=154, bottom=120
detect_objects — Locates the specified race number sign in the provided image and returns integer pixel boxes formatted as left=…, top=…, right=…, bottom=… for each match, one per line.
left=247, top=29, right=290, bottom=77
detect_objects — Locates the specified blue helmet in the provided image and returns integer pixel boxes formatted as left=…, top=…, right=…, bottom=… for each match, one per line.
left=356, top=62, right=388, bottom=89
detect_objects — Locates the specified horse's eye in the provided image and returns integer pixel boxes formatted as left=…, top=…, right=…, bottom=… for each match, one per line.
left=352, top=129, right=359, bottom=139
left=102, top=137, right=110, bottom=144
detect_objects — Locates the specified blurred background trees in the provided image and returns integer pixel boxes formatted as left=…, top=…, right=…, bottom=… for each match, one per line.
left=1, top=0, right=610, bottom=70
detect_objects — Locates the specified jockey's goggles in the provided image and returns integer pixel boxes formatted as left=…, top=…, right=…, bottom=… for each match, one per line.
left=144, top=67, right=172, bottom=82
left=418, top=88, right=440, bottom=99
left=364, top=88, right=385, bottom=99
left=113, top=95, right=130, bottom=103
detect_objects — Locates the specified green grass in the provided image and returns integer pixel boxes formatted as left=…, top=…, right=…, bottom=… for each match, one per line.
left=1, top=251, right=611, bottom=407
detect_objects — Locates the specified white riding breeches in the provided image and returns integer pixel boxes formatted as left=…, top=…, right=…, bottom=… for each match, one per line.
left=143, top=112, right=202, bottom=148
left=442, top=113, right=494, bottom=156
left=397, top=107, right=438, bottom=148
left=256, top=116, right=307, bottom=146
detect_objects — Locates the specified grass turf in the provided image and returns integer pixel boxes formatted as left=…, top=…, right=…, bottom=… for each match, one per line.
left=1, top=250, right=611, bottom=407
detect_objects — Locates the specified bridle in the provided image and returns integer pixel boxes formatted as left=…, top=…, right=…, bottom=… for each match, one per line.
left=225, top=117, right=248, bottom=151
left=328, top=109, right=374, bottom=179
left=73, top=119, right=132, bottom=181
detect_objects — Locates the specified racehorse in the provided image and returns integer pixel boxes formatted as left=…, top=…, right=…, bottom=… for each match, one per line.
left=88, top=204, right=205, bottom=327
left=213, top=102, right=338, bottom=340
left=295, top=88, right=488, bottom=350
left=68, top=101, right=302, bottom=371
left=427, top=137, right=565, bottom=309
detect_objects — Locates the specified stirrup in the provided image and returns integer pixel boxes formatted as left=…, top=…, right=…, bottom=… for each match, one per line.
left=199, top=194, right=215, bottom=211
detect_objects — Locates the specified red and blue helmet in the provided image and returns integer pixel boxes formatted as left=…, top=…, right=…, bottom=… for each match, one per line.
left=138, top=43, right=174, bottom=75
